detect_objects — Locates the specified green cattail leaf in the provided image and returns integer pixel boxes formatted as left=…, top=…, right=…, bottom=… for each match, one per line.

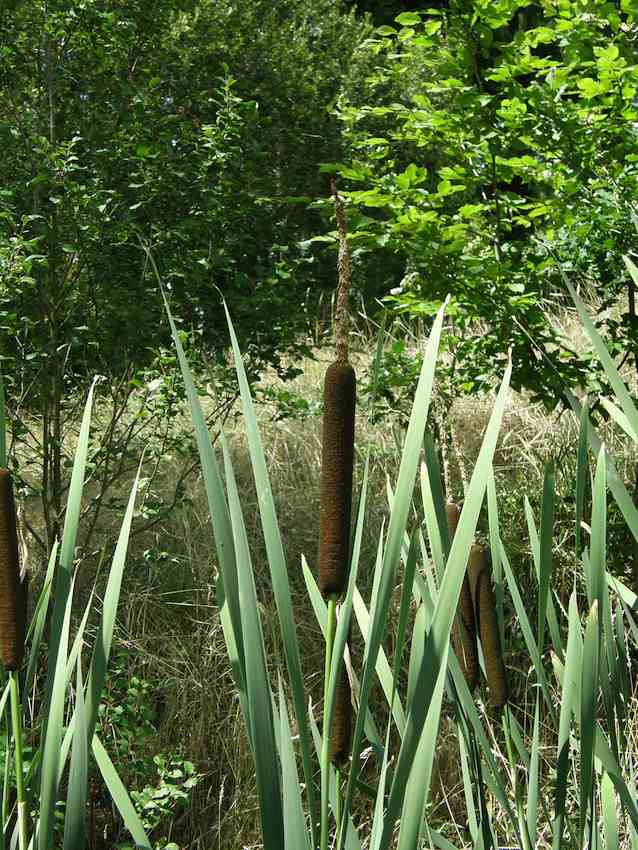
left=447, top=647, right=518, bottom=834
left=92, top=734, right=151, bottom=849
left=601, top=773, right=619, bottom=850
left=390, top=530, right=418, bottom=711
left=63, top=659, right=88, bottom=850
left=309, top=705, right=362, bottom=850
left=565, top=275, right=638, bottom=439
left=500, top=545, right=555, bottom=722
left=552, top=592, right=581, bottom=850
left=524, top=496, right=562, bottom=660
left=580, top=601, right=599, bottom=843
left=590, top=446, right=607, bottom=612
left=487, top=468, right=505, bottom=646
left=43, top=379, right=96, bottom=722
left=222, top=301, right=316, bottom=837
left=575, top=399, right=589, bottom=556
left=302, top=554, right=383, bottom=754
left=600, top=397, right=638, bottom=442
left=277, top=680, right=311, bottom=850
left=162, top=292, right=246, bottom=703
left=25, top=542, right=57, bottom=703
left=353, top=584, right=406, bottom=737
left=538, top=460, right=555, bottom=650
left=377, top=357, right=512, bottom=850
left=338, top=300, right=447, bottom=849
left=38, top=574, right=76, bottom=850
left=421, top=435, right=447, bottom=581
left=222, top=438, right=283, bottom=850
left=85, top=464, right=141, bottom=740
left=396, top=661, right=447, bottom=850
left=458, top=721, right=478, bottom=844
left=370, top=721, right=392, bottom=850
left=566, top=391, right=638, bottom=548
left=407, top=603, right=426, bottom=711
left=527, top=694, right=541, bottom=842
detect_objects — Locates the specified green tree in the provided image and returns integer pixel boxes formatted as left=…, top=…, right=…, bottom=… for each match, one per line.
left=0, top=0, right=366, bottom=550
left=328, top=1, right=638, bottom=409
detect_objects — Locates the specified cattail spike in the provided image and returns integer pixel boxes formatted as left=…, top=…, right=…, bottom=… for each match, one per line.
left=468, top=544, right=508, bottom=710
left=318, top=362, right=356, bottom=598
left=0, top=470, right=26, bottom=670
left=446, top=501, right=479, bottom=691
left=329, top=657, right=352, bottom=767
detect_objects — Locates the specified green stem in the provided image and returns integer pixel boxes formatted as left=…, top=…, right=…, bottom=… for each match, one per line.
left=2, top=721, right=9, bottom=831
left=335, top=767, right=342, bottom=845
left=10, top=672, right=27, bottom=850
left=320, top=598, right=337, bottom=850
left=502, top=706, right=531, bottom=850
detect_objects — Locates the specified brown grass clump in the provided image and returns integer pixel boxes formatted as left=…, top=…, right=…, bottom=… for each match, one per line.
left=329, top=654, right=352, bottom=767
left=467, top=545, right=508, bottom=710
left=446, top=502, right=478, bottom=691
left=0, top=469, right=26, bottom=670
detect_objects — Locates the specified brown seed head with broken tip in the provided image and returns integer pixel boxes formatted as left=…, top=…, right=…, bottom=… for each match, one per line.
left=318, top=361, right=356, bottom=598
left=446, top=501, right=479, bottom=691
left=329, top=658, right=352, bottom=767
left=0, top=470, right=26, bottom=671
left=467, top=544, right=508, bottom=710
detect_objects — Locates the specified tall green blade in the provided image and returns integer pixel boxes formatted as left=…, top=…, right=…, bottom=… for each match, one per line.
left=43, top=380, right=96, bottom=718
left=223, top=302, right=315, bottom=836
left=222, top=439, right=284, bottom=849
left=538, top=460, right=555, bottom=649
left=564, top=275, right=638, bottom=438
left=580, top=601, right=599, bottom=844
left=85, top=465, right=141, bottom=739
left=527, top=695, right=541, bottom=843
left=379, top=359, right=512, bottom=850
left=278, top=680, right=311, bottom=850
left=163, top=295, right=245, bottom=690
left=63, top=660, right=88, bottom=850
left=575, top=399, right=589, bottom=556
left=601, top=773, right=619, bottom=850
left=396, top=662, right=447, bottom=850
left=553, top=591, right=581, bottom=850
left=37, top=575, right=76, bottom=850
left=92, top=735, right=151, bottom=849
left=338, top=301, right=447, bottom=848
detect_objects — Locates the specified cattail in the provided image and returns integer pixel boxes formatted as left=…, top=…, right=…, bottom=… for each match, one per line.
left=318, top=362, right=356, bottom=597
left=0, top=470, right=26, bottom=670
left=329, top=656, right=352, bottom=767
left=446, top=502, right=478, bottom=691
left=467, top=544, right=508, bottom=710
left=318, top=182, right=356, bottom=599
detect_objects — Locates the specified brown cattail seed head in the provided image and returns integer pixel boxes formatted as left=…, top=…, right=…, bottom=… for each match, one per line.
left=446, top=501, right=478, bottom=691
left=467, top=544, right=508, bottom=710
left=329, top=660, right=352, bottom=767
left=0, top=470, right=25, bottom=670
left=318, top=361, right=356, bottom=598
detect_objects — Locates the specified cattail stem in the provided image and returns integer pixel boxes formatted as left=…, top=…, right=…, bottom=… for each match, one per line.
left=2, top=722, right=9, bottom=829
left=9, top=671, right=27, bottom=850
left=320, top=597, right=337, bottom=850
left=331, top=181, right=350, bottom=365
left=335, top=768, right=342, bottom=841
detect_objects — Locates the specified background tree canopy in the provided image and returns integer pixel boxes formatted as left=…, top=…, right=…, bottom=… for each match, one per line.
left=329, top=0, right=638, bottom=410
left=2, top=0, right=638, bottom=415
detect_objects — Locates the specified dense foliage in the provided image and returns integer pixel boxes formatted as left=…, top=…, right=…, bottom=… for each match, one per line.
left=0, top=0, right=365, bottom=391
left=330, top=0, right=638, bottom=408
